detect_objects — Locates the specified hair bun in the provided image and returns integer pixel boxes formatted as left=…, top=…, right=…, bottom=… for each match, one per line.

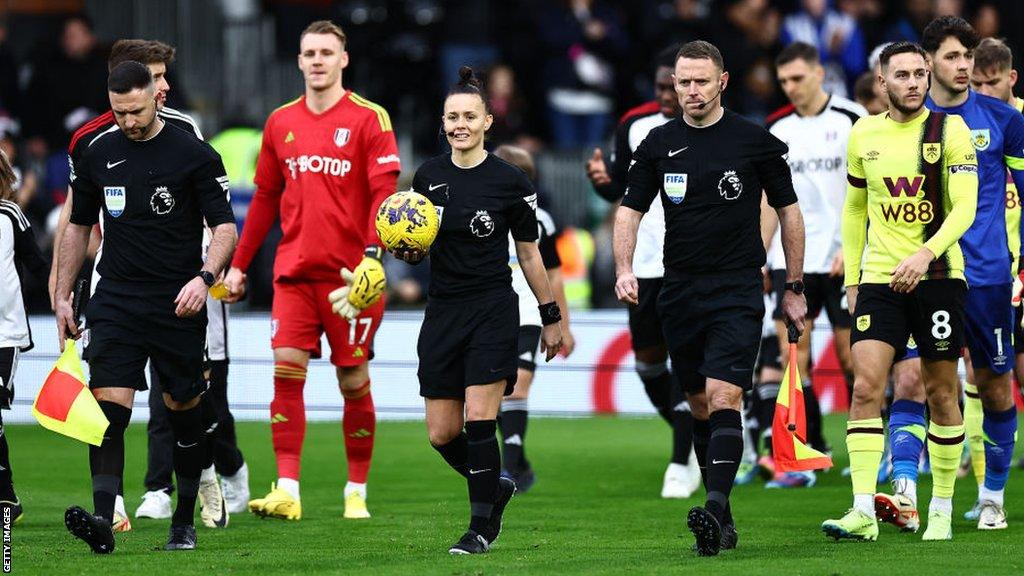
left=457, top=65, right=478, bottom=88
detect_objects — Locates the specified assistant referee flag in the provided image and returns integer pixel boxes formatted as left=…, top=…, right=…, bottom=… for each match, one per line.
left=772, top=327, right=833, bottom=472
left=33, top=340, right=109, bottom=446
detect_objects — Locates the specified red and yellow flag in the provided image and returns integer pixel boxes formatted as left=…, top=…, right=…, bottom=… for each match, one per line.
left=772, top=336, right=832, bottom=472
left=32, top=340, right=109, bottom=446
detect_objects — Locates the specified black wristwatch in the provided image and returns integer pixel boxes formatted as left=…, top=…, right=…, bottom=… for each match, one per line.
left=784, top=280, right=805, bottom=295
left=538, top=301, right=562, bottom=326
left=198, top=271, right=216, bottom=287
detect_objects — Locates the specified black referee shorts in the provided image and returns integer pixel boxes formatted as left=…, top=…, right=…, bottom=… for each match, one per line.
left=657, top=269, right=764, bottom=392
left=418, top=290, right=518, bottom=399
left=850, top=280, right=966, bottom=361
left=85, top=287, right=208, bottom=403
left=628, top=277, right=667, bottom=351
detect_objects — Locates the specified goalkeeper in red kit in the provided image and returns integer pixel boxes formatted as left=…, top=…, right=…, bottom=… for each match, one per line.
left=223, top=20, right=399, bottom=520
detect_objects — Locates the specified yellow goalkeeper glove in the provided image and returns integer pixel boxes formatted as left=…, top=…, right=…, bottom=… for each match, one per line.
left=329, top=246, right=386, bottom=320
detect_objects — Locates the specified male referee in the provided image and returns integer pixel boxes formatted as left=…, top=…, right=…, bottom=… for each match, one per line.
left=614, top=40, right=806, bottom=557
left=55, top=61, right=237, bottom=553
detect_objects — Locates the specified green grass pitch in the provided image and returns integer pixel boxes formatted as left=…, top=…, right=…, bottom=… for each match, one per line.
left=6, top=415, right=1023, bottom=575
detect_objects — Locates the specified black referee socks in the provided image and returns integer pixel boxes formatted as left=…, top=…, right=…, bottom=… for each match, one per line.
left=692, top=417, right=710, bottom=492
left=91, top=401, right=131, bottom=522
left=167, top=403, right=206, bottom=525
left=704, top=409, right=743, bottom=524
left=431, top=432, right=469, bottom=478
left=670, top=383, right=694, bottom=465
left=465, top=420, right=500, bottom=534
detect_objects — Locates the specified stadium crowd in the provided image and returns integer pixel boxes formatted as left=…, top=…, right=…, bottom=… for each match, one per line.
left=0, top=0, right=1019, bottom=313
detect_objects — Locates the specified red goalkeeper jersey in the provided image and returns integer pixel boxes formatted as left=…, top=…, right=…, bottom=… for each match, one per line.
left=232, top=92, right=400, bottom=282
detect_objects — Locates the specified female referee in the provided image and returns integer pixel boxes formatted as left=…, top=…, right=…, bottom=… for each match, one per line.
left=492, top=144, right=575, bottom=492
left=396, top=67, right=563, bottom=555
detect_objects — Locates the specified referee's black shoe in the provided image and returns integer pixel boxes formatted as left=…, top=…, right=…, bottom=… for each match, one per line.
left=64, top=505, right=115, bottom=554
left=448, top=530, right=490, bottom=555
left=163, top=523, right=197, bottom=551
left=687, top=506, right=722, bottom=556
left=482, top=477, right=516, bottom=544
left=720, top=520, right=738, bottom=550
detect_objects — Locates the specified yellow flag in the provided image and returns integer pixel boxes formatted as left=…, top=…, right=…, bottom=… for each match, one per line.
left=32, top=340, right=109, bottom=446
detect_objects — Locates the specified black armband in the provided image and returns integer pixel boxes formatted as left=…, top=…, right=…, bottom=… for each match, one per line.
left=538, top=301, right=562, bottom=326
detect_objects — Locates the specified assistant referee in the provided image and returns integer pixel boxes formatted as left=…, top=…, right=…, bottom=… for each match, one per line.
left=54, top=61, right=237, bottom=553
left=614, top=40, right=807, bottom=557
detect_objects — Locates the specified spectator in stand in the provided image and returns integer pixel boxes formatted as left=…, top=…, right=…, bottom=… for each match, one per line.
left=884, top=0, right=934, bottom=43
left=642, top=0, right=708, bottom=65
left=484, top=64, right=540, bottom=151
left=780, top=0, right=867, bottom=98
left=535, top=0, right=627, bottom=149
left=972, top=3, right=1000, bottom=39
left=0, top=17, right=21, bottom=121
left=22, top=14, right=109, bottom=160
left=709, top=0, right=784, bottom=117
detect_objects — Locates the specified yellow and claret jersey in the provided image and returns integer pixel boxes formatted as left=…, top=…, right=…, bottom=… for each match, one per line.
left=842, top=109, right=978, bottom=285
left=1006, top=97, right=1024, bottom=276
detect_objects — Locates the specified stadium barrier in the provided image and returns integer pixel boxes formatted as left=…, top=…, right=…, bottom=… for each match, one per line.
left=13, top=311, right=1012, bottom=424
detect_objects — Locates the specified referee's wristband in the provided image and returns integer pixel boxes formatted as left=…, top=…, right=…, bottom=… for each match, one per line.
left=538, top=301, right=562, bottom=326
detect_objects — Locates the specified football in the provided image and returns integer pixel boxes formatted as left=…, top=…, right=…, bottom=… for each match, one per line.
left=375, top=190, right=440, bottom=252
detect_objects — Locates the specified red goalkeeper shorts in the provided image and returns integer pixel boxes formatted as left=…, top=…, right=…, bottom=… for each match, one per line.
left=271, top=280, right=385, bottom=367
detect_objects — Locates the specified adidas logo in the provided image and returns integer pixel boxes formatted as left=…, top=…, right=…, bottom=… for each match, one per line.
left=348, top=428, right=372, bottom=439
left=285, top=131, right=295, bottom=143
left=504, top=434, right=522, bottom=446
left=352, top=347, right=364, bottom=358
left=271, top=413, right=290, bottom=424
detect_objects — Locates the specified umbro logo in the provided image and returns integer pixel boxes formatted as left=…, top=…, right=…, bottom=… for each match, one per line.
left=667, top=147, right=688, bottom=157
left=106, top=159, right=126, bottom=169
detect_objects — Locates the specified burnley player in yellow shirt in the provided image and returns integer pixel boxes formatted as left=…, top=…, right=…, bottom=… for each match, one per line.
left=822, top=41, right=977, bottom=542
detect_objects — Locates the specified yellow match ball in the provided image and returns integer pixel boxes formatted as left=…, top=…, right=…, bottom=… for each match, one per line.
left=375, top=191, right=440, bottom=252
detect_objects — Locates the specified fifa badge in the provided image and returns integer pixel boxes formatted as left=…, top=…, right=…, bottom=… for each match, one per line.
left=104, top=186, right=126, bottom=217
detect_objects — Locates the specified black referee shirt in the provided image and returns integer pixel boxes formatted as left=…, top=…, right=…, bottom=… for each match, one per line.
left=622, top=109, right=797, bottom=274
left=413, top=153, right=539, bottom=299
left=69, top=122, right=234, bottom=291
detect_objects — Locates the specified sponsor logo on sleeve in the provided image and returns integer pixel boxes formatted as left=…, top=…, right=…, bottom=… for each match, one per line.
left=948, top=164, right=977, bottom=175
